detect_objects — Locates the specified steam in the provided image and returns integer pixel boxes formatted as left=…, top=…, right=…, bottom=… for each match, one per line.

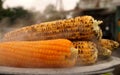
left=0, top=11, right=43, bottom=40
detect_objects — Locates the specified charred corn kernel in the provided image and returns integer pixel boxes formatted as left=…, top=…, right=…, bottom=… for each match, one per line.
left=100, top=39, right=119, bottom=50
left=73, top=41, right=98, bottom=65
left=0, top=39, right=78, bottom=68
left=2, top=16, right=102, bottom=42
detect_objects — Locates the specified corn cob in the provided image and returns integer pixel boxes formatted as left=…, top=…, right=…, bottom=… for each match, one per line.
left=2, top=16, right=102, bottom=42
left=0, top=39, right=78, bottom=68
left=98, top=47, right=112, bottom=57
left=73, top=41, right=98, bottom=65
left=97, top=39, right=119, bottom=58
left=73, top=40, right=112, bottom=58
left=99, top=39, right=119, bottom=51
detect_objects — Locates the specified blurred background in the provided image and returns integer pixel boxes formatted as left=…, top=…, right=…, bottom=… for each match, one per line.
left=0, top=0, right=120, bottom=41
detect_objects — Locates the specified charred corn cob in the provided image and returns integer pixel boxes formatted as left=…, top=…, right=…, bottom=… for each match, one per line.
left=73, top=41, right=98, bottom=65
left=0, top=39, right=78, bottom=68
left=2, top=16, right=102, bottom=42
left=100, top=39, right=119, bottom=51
left=74, top=39, right=114, bottom=57
left=98, top=47, right=112, bottom=58
left=97, top=39, right=119, bottom=57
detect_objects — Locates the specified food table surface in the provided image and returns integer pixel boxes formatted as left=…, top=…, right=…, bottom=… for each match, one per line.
left=0, top=56, right=120, bottom=75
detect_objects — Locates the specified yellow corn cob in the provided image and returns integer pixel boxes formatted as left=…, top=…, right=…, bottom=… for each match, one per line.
left=99, top=39, right=119, bottom=51
left=2, top=16, right=102, bottom=42
left=73, top=41, right=98, bottom=65
left=0, top=39, right=78, bottom=68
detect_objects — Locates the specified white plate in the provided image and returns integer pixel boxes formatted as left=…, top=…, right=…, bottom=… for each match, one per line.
left=0, top=56, right=120, bottom=75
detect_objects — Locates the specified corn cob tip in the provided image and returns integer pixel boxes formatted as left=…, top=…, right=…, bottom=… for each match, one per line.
left=113, top=41, right=119, bottom=48
left=97, top=20, right=103, bottom=25
left=99, top=47, right=112, bottom=57
left=73, top=41, right=98, bottom=65
left=92, top=19, right=103, bottom=40
left=100, top=39, right=119, bottom=50
left=70, top=47, right=78, bottom=59
left=93, top=20, right=102, bottom=31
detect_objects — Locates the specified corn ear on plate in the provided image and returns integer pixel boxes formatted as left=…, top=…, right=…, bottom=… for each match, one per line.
left=99, top=39, right=119, bottom=51
left=0, top=39, right=78, bottom=68
left=73, top=41, right=98, bottom=65
left=98, top=47, right=112, bottom=58
left=96, top=39, right=119, bottom=57
left=72, top=39, right=118, bottom=58
left=0, top=56, right=120, bottom=75
left=2, top=16, right=103, bottom=42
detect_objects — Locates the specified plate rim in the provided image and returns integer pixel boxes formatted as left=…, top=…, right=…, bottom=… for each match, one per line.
left=0, top=56, right=120, bottom=75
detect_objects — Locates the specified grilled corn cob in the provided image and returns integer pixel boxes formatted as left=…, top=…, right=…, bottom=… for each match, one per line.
left=98, top=47, right=112, bottom=58
left=100, top=39, right=119, bottom=51
left=73, top=41, right=98, bottom=65
left=0, top=39, right=78, bottom=68
left=2, top=16, right=102, bottom=42
left=73, top=40, right=113, bottom=58
left=97, top=39, right=119, bottom=58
